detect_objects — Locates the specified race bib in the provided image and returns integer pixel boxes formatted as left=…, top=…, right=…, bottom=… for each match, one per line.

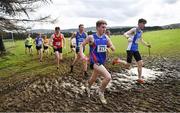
left=97, top=45, right=107, bottom=52
left=37, top=41, right=42, bottom=46
left=56, top=42, right=61, bottom=46
left=78, top=42, right=82, bottom=47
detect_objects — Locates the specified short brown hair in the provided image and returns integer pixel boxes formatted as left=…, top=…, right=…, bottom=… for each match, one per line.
left=96, top=20, right=107, bottom=27
left=79, top=24, right=84, bottom=28
left=55, top=27, right=60, bottom=30
left=138, top=18, right=147, bottom=24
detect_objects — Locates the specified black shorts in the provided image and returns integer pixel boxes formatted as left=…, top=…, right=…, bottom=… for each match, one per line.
left=54, top=47, right=62, bottom=53
left=70, top=45, right=76, bottom=48
left=126, top=50, right=142, bottom=63
left=43, top=45, right=48, bottom=50
left=36, top=46, right=42, bottom=50
left=76, top=47, right=85, bottom=53
left=25, top=45, right=32, bottom=49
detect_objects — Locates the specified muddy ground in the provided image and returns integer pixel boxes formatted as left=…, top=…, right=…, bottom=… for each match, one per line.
left=0, top=56, right=179, bottom=112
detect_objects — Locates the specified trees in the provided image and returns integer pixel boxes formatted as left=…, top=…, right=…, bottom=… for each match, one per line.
left=0, top=0, right=56, bottom=54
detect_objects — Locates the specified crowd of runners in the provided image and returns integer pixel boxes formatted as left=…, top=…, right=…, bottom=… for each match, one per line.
left=24, top=18, right=151, bottom=104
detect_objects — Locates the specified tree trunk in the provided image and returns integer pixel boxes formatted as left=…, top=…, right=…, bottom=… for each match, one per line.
left=0, top=35, right=6, bottom=54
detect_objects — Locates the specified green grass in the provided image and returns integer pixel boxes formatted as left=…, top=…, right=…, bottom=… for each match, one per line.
left=0, top=29, right=180, bottom=77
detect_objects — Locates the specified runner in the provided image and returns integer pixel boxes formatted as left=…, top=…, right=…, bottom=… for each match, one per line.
left=43, top=35, right=49, bottom=58
left=50, top=27, right=66, bottom=69
left=70, top=24, right=88, bottom=80
left=80, top=20, right=115, bottom=104
left=113, top=18, right=151, bottom=84
left=69, top=36, right=76, bottom=53
left=35, top=33, right=43, bottom=62
left=24, top=34, right=33, bottom=55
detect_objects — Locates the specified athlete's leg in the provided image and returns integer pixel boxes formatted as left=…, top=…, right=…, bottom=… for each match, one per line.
left=30, top=46, right=33, bottom=55
left=112, top=58, right=129, bottom=68
left=70, top=50, right=80, bottom=72
left=28, top=47, right=30, bottom=54
left=59, top=48, right=63, bottom=60
left=55, top=51, right=60, bottom=68
left=134, top=51, right=143, bottom=81
left=72, top=47, right=81, bottom=66
left=39, top=48, right=43, bottom=62
left=88, top=67, right=99, bottom=87
left=83, top=60, right=88, bottom=72
left=137, top=60, right=143, bottom=79
left=112, top=51, right=132, bottom=69
left=94, top=64, right=111, bottom=92
left=92, top=64, right=111, bottom=104
left=125, top=50, right=133, bottom=69
left=72, top=54, right=79, bottom=65
left=82, top=58, right=88, bottom=79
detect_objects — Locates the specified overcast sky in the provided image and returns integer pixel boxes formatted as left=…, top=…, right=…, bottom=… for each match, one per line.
left=27, top=0, right=180, bottom=29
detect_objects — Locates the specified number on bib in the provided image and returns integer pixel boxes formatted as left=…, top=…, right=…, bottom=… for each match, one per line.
left=78, top=42, right=82, bottom=47
left=97, top=45, right=107, bottom=52
left=56, top=42, right=61, bottom=46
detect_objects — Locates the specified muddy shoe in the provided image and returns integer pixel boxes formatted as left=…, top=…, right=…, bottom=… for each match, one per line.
left=137, top=79, right=145, bottom=84
left=112, top=58, right=119, bottom=65
left=70, top=65, right=73, bottom=73
left=96, top=89, right=107, bottom=104
left=83, top=71, right=89, bottom=80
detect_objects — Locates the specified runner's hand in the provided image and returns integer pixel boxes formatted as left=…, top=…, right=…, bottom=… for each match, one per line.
left=53, top=46, right=57, bottom=49
left=81, top=56, right=89, bottom=61
left=147, top=44, right=151, bottom=48
left=81, top=54, right=89, bottom=61
left=128, top=38, right=132, bottom=42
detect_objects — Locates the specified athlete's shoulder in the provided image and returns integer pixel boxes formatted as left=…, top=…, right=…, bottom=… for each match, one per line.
left=74, top=32, right=78, bottom=35
left=131, top=27, right=137, bottom=32
left=104, top=34, right=110, bottom=39
left=87, top=35, right=94, bottom=45
left=51, top=33, right=56, bottom=38
left=84, top=32, right=88, bottom=36
left=86, top=35, right=94, bottom=41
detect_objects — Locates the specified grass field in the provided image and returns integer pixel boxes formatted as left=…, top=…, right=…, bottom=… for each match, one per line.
left=0, top=29, right=180, bottom=77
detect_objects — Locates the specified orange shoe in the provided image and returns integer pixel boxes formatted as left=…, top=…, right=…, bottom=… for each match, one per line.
left=112, top=58, right=120, bottom=65
left=137, top=79, right=145, bottom=84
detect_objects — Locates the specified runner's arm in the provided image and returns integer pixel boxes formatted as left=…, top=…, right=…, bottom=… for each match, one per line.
left=70, top=32, right=76, bottom=46
left=123, top=28, right=136, bottom=39
left=107, top=36, right=115, bottom=52
left=80, top=35, right=93, bottom=59
left=70, top=32, right=76, bottom=40
left=140, top=37, right=151, bottom=48
left=49, top=35, right=54, bottom=47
